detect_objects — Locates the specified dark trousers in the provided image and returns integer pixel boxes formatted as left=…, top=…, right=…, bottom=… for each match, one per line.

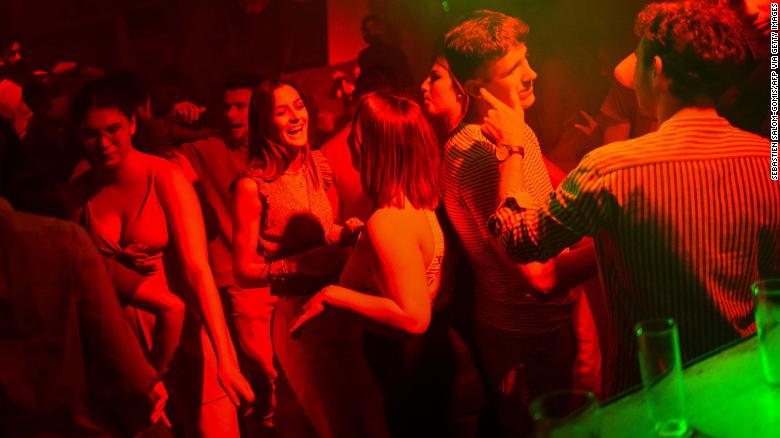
left=474, top=322, right=577, bottom=438
left=365, top=315, right=485, bottom=438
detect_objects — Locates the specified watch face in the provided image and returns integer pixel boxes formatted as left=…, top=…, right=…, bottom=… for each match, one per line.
left=495, top=144, right=509, bottom=162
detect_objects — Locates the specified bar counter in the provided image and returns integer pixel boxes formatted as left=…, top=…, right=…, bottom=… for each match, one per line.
left=601, top=335, right=780, bottom=437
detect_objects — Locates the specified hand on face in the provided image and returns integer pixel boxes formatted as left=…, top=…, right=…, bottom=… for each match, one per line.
left=479, top=86, right=526, bottom=147
left=479, top=42, right=537, bottom=112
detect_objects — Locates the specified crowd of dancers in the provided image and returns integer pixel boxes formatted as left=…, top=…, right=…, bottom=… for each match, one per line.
left=1, top=1, right=777, bottom=437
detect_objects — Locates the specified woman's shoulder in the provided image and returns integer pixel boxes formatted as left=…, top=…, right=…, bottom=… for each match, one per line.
left=138, top=151, right=180, bottom=171
left=365, top=207, right=430, bottom=242
left=139, top=152, right=192, bottom=188
left=233, top=175, right=260, bottom=195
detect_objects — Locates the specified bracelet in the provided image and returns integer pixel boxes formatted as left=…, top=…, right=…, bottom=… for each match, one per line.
left=269, top=260, right=289, bottom=284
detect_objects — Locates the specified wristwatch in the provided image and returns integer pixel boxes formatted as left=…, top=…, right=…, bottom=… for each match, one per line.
left=495, top=143, right=525, bottom=162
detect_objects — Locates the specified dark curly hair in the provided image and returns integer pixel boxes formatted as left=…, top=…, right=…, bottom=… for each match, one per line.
left=635, top=1, right=748, bottom=103
left=444, top=10, right=529, bottom=85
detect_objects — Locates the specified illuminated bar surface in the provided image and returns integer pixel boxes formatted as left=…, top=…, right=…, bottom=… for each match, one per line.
left=602, top=336, right=780, bottom=437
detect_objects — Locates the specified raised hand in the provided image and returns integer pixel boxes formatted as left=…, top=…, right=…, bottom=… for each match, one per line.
left=573, top=110, right=599, bottom=139
left=169, top=101, right=206, bottom=125
left=479, top=86, right=526, bottom=146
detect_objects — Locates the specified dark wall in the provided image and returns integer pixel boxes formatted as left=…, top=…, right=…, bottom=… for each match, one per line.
left=0, top=0, right=328, bottom=109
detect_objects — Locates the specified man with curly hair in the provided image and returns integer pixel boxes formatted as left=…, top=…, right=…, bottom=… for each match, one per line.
left=487, top=1, right=779, bottom=394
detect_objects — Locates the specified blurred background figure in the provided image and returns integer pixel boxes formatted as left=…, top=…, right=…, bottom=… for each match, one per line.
left=1, top=124, right=168, bottom=436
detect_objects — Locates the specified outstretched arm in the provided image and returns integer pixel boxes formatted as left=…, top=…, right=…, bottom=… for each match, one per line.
left=291, top=211, right=431, bottom=336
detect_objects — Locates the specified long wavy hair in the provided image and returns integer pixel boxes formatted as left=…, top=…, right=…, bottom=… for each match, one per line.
left=247, top=78, right=319, bottom=188
left=350, top=91, right=440, bottom=210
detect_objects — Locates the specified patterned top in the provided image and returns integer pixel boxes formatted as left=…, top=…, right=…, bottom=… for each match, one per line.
left=440, top=122, right=575, bottom=335
left=241, top=150, right=337, bottom=295
left=488, top=108, right=780, bottom=391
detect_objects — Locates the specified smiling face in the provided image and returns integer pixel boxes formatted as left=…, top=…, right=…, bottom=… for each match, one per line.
left=223, top=88, right=252, bottom=144
left=420, top=56, right=464, bottom=123
left=271, top=84, right=308, bottom=149
left=477, top=42, right=537, bottom=109
left=79, top=107, right=136, bottom=170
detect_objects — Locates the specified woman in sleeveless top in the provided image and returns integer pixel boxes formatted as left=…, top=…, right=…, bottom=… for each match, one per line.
left=231, top=78, right=386, bottom=438
left=290, top=92, right=483, bottom=437
left=64, top=76, right=253, bottom=437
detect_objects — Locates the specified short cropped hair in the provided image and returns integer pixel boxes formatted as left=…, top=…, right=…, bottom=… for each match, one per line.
left=635, top=1, right=748, bottom=102
left=350, top=92, right=440, bottom=210
left=444, top=10, right=529, bottom=84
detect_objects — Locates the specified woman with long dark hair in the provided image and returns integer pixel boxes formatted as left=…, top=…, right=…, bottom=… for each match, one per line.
left=231, top=78, right=386, bottom=437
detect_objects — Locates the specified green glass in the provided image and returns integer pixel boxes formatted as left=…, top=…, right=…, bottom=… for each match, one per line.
left=752, top=279, right=780, bottom=385
left=530, top=390, right=601, bottom=438
left=636, top=319, right=690, bottom=437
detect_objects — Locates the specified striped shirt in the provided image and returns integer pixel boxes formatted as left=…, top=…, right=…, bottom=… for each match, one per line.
left=489, top=108, right=780, bottom=392
left=441, top=123, right=575, bottom=335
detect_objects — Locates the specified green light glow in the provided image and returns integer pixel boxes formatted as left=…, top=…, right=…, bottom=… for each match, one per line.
left=441, top=1, right=450, bottom=13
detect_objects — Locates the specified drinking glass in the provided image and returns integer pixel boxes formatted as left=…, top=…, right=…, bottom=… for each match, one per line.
left=752, top=279, right=780, bottom=385
left=635, top=318, right=690, bottom=437
left=530, top=390, right=601, bottom=438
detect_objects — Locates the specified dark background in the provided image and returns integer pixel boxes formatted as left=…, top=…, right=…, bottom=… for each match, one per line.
left=1, top=0, right=648, bottom=146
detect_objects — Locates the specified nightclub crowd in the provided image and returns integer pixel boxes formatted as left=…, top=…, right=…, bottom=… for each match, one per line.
left=0, top=0, right=777, bottom=437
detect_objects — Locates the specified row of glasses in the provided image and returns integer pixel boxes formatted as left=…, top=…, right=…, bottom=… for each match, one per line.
left=530, top=279, right=780, bottom=437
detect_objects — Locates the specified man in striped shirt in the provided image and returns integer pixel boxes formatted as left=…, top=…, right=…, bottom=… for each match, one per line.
left=488, top=1, right=780, bottom=394
left=441, top=10, right=599, bottom=436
